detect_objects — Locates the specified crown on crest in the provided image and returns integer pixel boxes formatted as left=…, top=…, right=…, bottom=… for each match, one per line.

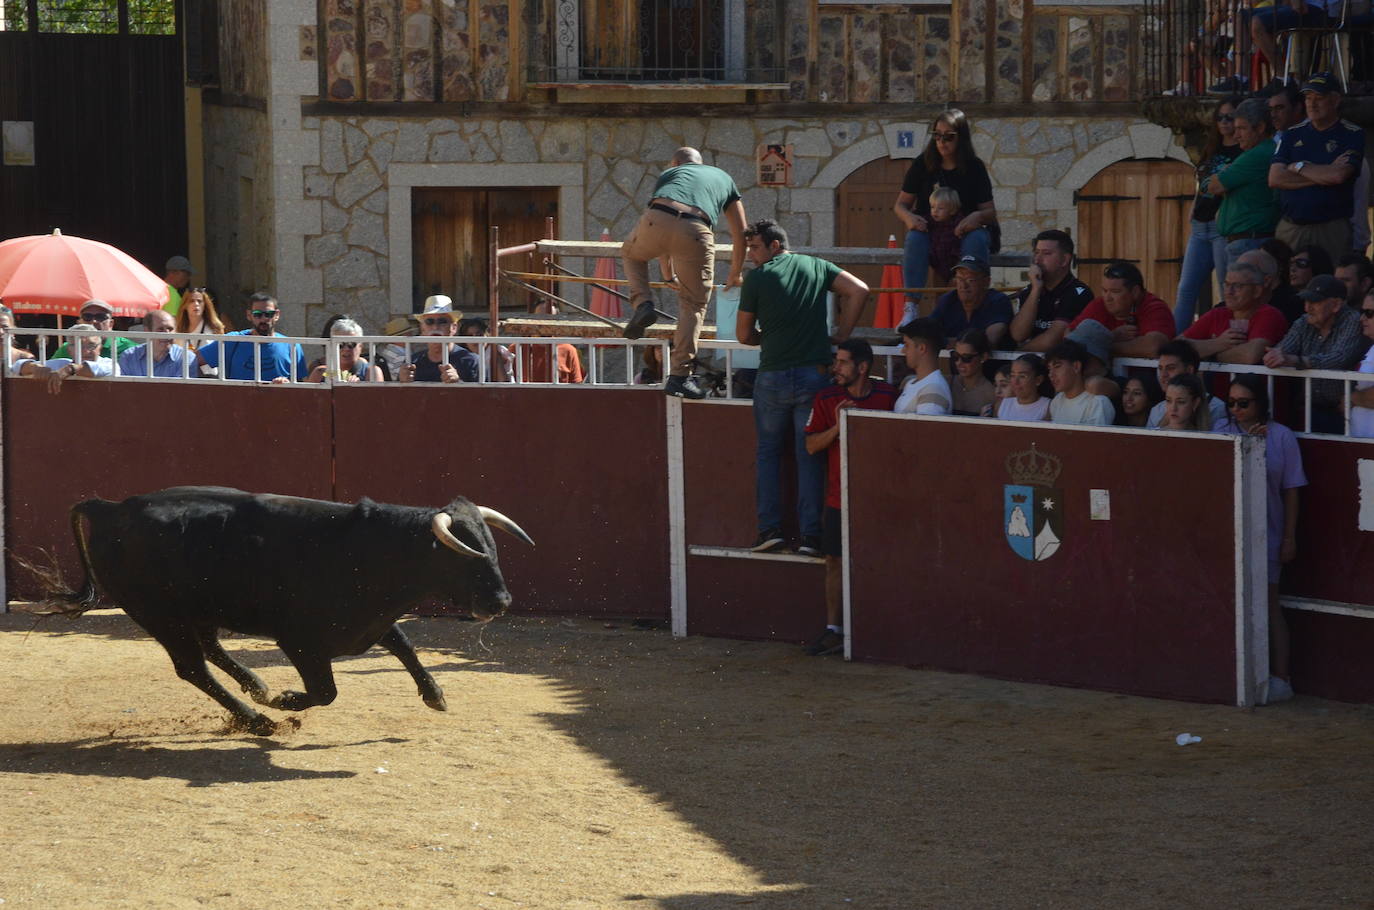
left=1005, top=445, right=1062, bottom=488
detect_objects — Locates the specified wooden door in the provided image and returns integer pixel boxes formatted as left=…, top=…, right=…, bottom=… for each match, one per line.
left=1075, top=160, right=1195, bottom=310
left=835, top=157, right=911, bottom=325
left=411, top=188, right=559, bottom=314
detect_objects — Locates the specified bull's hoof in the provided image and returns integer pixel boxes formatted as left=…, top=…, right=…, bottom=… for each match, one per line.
left=423, top=693, right=448, bottom=712
left=245, top=687, right=273, bottom=706
left=226, top=713, right=278, bottom=737
left=270, top=690, right=314, bottom=711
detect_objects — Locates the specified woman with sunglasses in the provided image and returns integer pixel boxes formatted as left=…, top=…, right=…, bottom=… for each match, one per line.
left=1289, top=244, right=1334, bottom=291
left=1173, top=96, right=1243, bottom=333
left=947, top=328, right=996, bottom=417
left=891, top=109, right=998, bottom=325
left=1216, top=373, right=1306, bottom=703
left=173, top=287, right=227, bottom=351
left=1349, top=291, right=1374, bottom=438
left=306, top=317, right=384, bottom=382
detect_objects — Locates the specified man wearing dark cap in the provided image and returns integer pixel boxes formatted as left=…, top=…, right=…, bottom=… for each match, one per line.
left=163, top=255, right=194, bottom=317
left=928, top=254, right=1013, bottom=347
left=1268, top=72, right=1365, bottom=264
left=1264, top=274, right=1366, bottom=432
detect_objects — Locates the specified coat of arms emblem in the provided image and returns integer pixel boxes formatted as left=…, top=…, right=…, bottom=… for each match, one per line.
left=1003, top=445, right=1063, bottom=561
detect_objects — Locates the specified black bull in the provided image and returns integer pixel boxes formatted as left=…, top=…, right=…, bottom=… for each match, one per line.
left=61, top=486, right=533, bottom=735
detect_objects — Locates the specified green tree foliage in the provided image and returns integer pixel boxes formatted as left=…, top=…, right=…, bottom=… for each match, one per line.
left=0, top=0, right=175, bottom=35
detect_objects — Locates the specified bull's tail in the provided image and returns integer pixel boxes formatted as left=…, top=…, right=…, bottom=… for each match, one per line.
left=62, top=501, right=103, bottom=611
left=18, top=501, right=107, bottom=616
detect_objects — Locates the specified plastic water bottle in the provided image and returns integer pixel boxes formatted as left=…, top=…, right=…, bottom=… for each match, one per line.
left=1175, top=733, right=1202, bottom=746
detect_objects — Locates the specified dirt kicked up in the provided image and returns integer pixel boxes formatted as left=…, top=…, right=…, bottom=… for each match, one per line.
left=1, top=608, right=1372, bottom=909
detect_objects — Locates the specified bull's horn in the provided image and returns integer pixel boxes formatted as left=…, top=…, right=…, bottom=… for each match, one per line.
left=478, top=506, right=535, bottom=547
left=431, top=513, right=485, bottom=559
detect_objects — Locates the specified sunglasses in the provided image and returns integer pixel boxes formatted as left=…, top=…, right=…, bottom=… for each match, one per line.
left=251, top=309, right=278, bottom=318
left=81, top=312, right=113, bottom=322
left=1293, top=258, right=1312, bottom=268
left=950, top=351, right=982, bottom=363
left=338, top=340, right=360, bottom=348
left=1227, top=398, right=1255, bottom=409
left=1217, top=113, right=1235, bottom=122
left=932, top=131, right=959, bottom=142
left=1362, top=308, right=1374, bottom=319
left=423, top=318, right=452, bottom=327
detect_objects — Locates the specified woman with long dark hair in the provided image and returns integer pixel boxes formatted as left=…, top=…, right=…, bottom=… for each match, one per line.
left=892, top=109, right=998, bottom=326
left=1216, top=373, right=1307, bottom=703
left=1173, top=97, right=1243, bottom=333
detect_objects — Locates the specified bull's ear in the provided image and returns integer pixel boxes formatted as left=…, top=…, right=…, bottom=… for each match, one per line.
left=431, top=513, right=485, bottom=559
left=478, top=506, right=535, bottom=547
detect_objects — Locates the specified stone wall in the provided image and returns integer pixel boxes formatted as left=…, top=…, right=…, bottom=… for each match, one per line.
left=202, top=103, right=274, bottom=326
left=280, top=113, right=1189, bottom=336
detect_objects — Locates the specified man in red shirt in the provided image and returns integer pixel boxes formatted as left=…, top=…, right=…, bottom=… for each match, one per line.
left=1067, top=261, right=1173, bottom=359
left=1180, top=262, right=1289, bottom=364
left=801, top=339, right=898, bottom=656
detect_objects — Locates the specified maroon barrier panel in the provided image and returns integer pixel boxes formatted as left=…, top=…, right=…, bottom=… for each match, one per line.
left=331, top=386, right=670, bottom=619
left=681, top=402, right=824, bottom=642
left=1284, top=437, right=1374, bottom=607
left=844, top=414, right=1247, bottom=704
left=3, top=379, right=334, bottom=600
left=1287, top=610, right=1374, bottom=703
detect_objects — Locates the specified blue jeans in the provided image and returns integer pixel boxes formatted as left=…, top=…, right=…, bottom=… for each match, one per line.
left=1174, top=219, right=1229, bottom=333
left=1224, top=236, right=1269, bottom=276
left=754, top=365, right=830, bottom=537
left=902, top=226, right=992, bottom=295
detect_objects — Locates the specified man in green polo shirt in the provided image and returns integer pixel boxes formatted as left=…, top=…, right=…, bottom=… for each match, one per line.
left=735, top=219, right=868, bottom=555
left=162, top=255, right=194, bottom=317
left=1210, top=97, right=1280, bottom=271
left=621, top=147, right=748, bottom=399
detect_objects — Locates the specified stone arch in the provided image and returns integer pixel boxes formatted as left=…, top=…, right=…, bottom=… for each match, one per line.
left=808, top=134, right=910, bottom=245
left=1051, top=123, right=1190, bottom=246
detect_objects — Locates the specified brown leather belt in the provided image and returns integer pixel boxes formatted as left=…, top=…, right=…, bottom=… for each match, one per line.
left=649, top=202, right=710, bottom=227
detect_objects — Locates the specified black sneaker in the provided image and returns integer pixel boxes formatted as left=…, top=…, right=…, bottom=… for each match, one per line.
left=751, top=528, right=785, bottom=552
left=804, top=629, right=844, bottom=657
left=623, top=301, right=658, bottom=340
left=797, top=535, right=822, bottom=557
left=664, top=374, right=707, bottom=399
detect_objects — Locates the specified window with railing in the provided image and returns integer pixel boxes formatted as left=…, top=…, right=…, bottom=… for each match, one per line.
left=0, top=0, right=175, bottom=34
left=534, top=0, right=783, bottom=84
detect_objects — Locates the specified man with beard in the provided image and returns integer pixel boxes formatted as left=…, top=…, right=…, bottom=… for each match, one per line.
left=195, top=293, right=307, bottom=382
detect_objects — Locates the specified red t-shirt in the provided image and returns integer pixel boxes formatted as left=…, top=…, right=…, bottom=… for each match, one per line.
left=1181, top=304, right=1289, bottom=345
left=805, top=380, right=899, bottom=509
left=1067, top=293, right=1174, bottom=338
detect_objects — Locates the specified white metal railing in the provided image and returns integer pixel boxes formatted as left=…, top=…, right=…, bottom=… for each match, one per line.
left=6, top=327, right=1373, bottom=438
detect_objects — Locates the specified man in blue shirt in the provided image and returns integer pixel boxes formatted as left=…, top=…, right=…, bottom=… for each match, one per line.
left=195, top=293, right=307, bottom=383
left=1269, top=72, right=1366, bottom=265
left=116, top=310, right=195, bottom=378
left=928, top=255, right=1014, bottom=347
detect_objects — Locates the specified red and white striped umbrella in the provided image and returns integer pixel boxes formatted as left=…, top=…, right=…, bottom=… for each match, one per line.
left=0, top=229, right=169, bottom=318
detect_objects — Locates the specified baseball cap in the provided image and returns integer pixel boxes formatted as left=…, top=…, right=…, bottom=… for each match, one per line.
left=952, top=254, right=990, bottom=275
left=1301, top=72, right=1340, bottom=95
left=1298, top=274, right=1347, bottom=302
left=165, top=255, right=194, bottom=273
left=79, top=299, right=114, bottom=315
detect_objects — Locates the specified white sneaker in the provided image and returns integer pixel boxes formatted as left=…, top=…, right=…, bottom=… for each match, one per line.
left=899, top=301, right=919, bottom=327
left=1265, top=676, right=1294, bottom=704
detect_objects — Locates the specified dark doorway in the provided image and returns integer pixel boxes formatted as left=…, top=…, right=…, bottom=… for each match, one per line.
left=0, top=0, right=187, bottom=276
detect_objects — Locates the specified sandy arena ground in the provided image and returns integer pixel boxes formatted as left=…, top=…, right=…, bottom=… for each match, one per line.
left=1, top=608, right=1372, bottom=909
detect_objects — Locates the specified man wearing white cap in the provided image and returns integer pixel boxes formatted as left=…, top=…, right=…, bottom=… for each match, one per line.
left=51, top=299, right=137, bottom=360
left=399, top=295, right=479, bottom=383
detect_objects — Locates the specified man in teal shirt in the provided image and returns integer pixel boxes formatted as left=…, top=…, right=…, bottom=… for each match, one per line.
left=735, top=219, right=868, bottom=554
left=621, top=147, right=748, bottom=399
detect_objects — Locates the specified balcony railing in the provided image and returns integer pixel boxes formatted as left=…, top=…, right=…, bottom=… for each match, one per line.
left=1142, top=0, right=1374, bottom=96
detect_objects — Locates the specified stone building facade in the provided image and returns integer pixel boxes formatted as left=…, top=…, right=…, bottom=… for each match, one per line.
left=203, top=0, right=1188, bottom=337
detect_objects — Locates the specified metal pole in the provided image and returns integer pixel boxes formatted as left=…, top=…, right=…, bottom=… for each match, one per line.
left=488, top=224, right=501, bottom=336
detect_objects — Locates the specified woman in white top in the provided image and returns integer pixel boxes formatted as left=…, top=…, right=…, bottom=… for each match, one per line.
left=174, top=287, right=227, bottom=350
left=997, top=353, right=1050, bottom=421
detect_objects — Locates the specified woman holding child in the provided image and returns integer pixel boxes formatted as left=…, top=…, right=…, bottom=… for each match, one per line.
left=892, top=109, right=999, bottom=325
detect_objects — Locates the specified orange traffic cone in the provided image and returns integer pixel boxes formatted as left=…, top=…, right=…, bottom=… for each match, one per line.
left=874, top=235, right=905, bottom=329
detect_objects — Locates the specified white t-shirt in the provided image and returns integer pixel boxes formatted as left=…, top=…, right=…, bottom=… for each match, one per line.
left=1352, top=345, right=1374, bottom=438
left=997, top=396, right=1050, bottom=422
left=1147, top=394, right=1227, bottom=429
left=894, top=370, right=952, bottom=415
left=1050, top=390, right=1114, bottom=425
